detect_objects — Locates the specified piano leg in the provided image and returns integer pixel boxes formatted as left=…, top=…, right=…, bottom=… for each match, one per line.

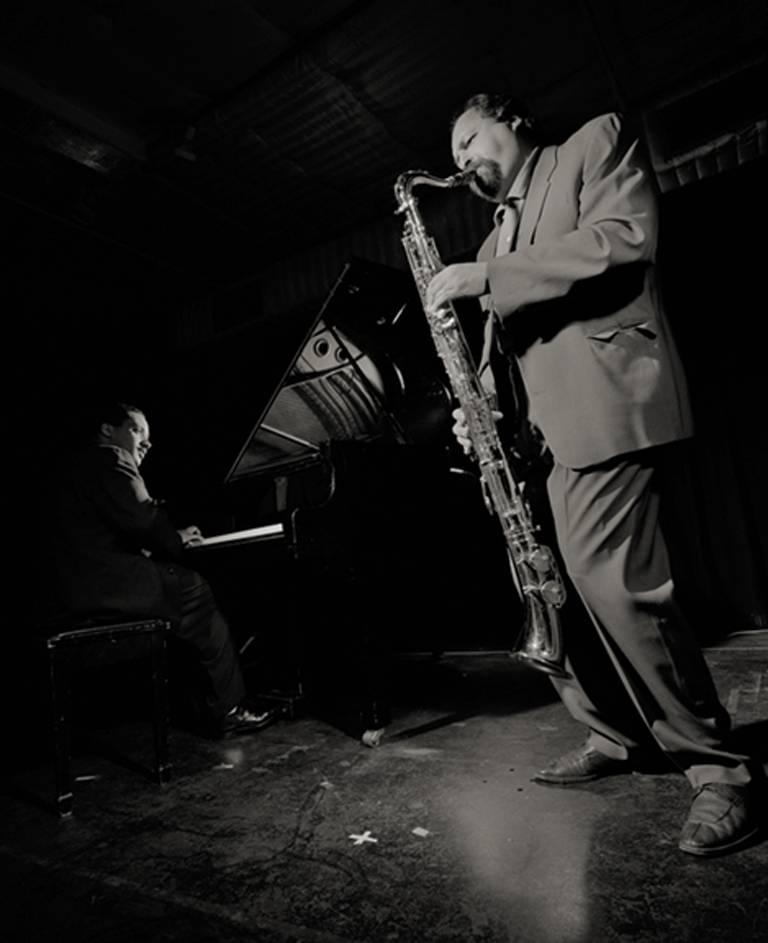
left=346, top=621, right=392, bottom=747
left=361, top=716, right=387, bottom=748
left=294, top=557, right=393, bottom=744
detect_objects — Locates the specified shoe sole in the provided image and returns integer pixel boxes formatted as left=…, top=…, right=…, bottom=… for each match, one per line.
left=678, top=824, right=761, bottom=857
left=221, top=721, right=276, bottom=738
left=220, top=714, right=280, bottom=738
left=532, top=764, right=630, bottom=786
left=533, top=773, right=607, bottom=785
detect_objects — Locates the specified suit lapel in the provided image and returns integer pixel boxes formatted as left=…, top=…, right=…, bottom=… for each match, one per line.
left=517, top=144, right=556, bottom=246
left=477, top=145, right=557, bottom=310
left=478, top=228, right=497, bottom=312
left=478, top=223, right=499, bottom=263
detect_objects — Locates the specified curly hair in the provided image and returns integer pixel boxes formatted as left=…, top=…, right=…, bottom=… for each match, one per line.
left=451, top=93, right=536, bottom=136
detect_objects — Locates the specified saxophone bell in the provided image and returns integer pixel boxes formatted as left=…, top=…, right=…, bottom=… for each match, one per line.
left=512, top=594, right=569, bottom=678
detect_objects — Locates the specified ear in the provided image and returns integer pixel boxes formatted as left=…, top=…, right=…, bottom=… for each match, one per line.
left=99, top=422, right=115, bottom=441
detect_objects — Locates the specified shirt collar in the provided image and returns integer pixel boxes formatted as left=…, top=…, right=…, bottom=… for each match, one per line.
left=493, top=146, right=540, bottom=225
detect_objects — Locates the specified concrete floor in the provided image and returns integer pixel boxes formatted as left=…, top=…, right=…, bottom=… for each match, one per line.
left=1, top=636, right=766, bottom=943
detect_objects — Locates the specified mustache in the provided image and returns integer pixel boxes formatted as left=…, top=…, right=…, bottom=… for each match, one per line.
left=467, top=159, right=503, bottom=200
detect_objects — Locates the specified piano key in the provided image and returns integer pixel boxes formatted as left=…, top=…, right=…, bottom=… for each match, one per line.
left=190, top=522, right=285, bottom=549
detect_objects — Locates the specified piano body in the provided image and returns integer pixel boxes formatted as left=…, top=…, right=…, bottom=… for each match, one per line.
left=172, top=258, right=518, bottom=734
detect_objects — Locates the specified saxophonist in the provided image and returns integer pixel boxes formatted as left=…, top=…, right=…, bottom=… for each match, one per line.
left=425, top=93, right=761, bottom=857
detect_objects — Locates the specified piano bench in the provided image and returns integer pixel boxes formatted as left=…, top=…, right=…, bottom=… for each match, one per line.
left=41, top=617, right=172, bottom=818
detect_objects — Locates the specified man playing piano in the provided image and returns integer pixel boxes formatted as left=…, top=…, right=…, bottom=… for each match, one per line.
left=42, top=401, right=281, bottom=739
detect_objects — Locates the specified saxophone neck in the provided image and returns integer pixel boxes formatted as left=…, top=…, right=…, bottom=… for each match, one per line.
left=394, top=169, right=472, bottom=212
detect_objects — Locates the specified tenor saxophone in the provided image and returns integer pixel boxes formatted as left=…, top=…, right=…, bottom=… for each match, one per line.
left=394, top=169, right=568, bottom=677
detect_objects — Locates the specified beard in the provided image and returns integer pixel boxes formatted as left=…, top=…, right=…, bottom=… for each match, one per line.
left=469, top=159, right=503, bottom=202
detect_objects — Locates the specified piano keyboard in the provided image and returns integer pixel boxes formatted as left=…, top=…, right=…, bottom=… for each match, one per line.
left=191, top=522, right=285, bottom=549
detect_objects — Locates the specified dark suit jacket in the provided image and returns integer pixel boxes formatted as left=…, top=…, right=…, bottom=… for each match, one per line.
left=479, top=112, right=693, bottom=469
left=44, top=444, right=185, bottom=622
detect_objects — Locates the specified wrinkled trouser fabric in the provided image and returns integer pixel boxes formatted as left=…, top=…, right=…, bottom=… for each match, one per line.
left=165, top=564, right=245, bottom=721
left=546, top=447, right=753, bottom=788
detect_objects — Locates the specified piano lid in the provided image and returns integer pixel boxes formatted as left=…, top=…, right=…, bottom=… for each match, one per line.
left=225, top=257, right=441, bottom=483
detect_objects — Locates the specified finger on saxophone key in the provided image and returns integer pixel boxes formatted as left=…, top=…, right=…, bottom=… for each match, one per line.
left=451, top=407, right=503, bottom=455
left=451, top=407, right=471, bottom=454
left=426, top=272, right=439, bottom=311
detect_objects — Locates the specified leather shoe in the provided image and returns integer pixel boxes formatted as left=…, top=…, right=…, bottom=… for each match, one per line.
left=219, top=704, right=280, bottom=739
left=533, top=742, right=630, bottom=785
left=679, top=783, right=760, bottom=856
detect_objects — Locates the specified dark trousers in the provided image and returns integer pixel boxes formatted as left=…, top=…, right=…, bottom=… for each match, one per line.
left=170, top=565, right=246, bottom=721
left=546, top=446, right=753, bottom=788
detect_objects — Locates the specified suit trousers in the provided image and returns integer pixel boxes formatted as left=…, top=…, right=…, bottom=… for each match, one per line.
left=168, top=564, right=246, bottom=721
left=546, top=446, right=754, bottom=788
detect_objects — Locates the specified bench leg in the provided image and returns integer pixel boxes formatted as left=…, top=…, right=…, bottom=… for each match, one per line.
left=150, top=633, right=172, bottom=784
left=49, top=654, right=74, bottom=818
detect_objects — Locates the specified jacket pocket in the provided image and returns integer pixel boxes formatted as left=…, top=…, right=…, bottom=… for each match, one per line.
left=585, top=320, right=661, bottom=401
left=587, top=320, right=657, bottom=343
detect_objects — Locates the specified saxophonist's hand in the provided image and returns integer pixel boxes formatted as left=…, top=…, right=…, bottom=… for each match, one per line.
left=452, top=406, right=503, bottom=455
left=427, top=262, right=489, bottom=312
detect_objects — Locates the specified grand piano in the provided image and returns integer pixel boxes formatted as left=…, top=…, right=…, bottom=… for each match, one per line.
left=165, top=258, right=518, bottom=737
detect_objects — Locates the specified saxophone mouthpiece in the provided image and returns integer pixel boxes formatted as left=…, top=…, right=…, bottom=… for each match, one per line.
left=440, top=169, right=472, bottom=188
left=448, top=169, right=475, bottom=187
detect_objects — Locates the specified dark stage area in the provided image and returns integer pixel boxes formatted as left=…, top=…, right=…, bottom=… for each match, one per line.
left=1, top=635, right=766, bottom=943
left=2, top=4, right=767, bottom=941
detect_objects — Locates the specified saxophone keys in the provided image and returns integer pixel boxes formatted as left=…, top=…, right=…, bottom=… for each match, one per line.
left=529, top=547, right=555, bottom=572
left=540, top=579, right=567, bottom=607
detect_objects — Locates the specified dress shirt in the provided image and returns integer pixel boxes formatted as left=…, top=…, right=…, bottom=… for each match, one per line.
left=492, top=146, right=541, bottom=256
left=479, top=147, right=541, bottom=401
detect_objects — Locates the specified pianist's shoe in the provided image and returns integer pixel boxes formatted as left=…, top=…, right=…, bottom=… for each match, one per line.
left=218, top=703, right=281, bottom=739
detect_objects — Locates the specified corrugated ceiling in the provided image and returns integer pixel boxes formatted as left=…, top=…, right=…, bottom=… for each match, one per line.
left=0, top=0, right=764, bottom=318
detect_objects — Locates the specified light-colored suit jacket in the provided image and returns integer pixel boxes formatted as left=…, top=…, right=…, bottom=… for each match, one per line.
left=479, top=112, right=693, bottom=469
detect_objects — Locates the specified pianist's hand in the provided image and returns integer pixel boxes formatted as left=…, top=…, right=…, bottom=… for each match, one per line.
left=178, top=525, right=205, bottom=548
left=452, top=406, right=503, bottom=456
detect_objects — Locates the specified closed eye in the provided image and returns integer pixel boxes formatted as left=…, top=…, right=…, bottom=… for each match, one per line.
left=454, top=132, right=476, bottom=165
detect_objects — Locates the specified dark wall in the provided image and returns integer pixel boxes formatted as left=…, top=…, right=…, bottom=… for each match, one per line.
left=9, top=156, right=767, bottom=640
left=657, top=156, right=768, bottom=635
left=8, top=199, right=177, bottom=439
left=8, top=197, right=180, bottom=620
